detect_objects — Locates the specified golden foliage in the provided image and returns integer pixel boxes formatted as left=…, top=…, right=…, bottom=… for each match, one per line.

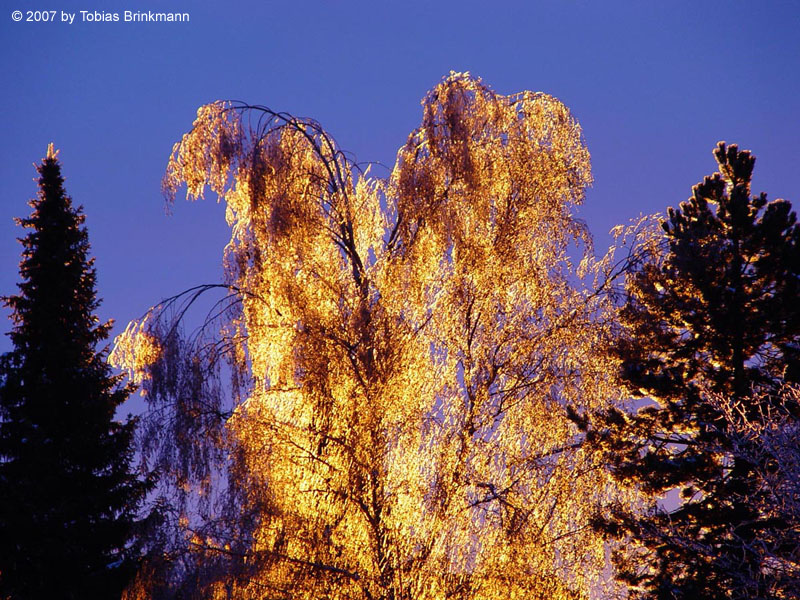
left=116, top=73, right=632, bottom=600
left=110, top=317, right=163, bottom=391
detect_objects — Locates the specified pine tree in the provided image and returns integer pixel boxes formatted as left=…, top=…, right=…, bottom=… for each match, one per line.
left=583, top=143, right=800, bottom=598
left=0, top=145, right=146, bottom=599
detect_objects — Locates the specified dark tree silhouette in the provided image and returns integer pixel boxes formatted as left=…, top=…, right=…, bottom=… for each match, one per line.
left=579, top=143, right=800, bottom=599
left=0, top=145, right=147, bottom=599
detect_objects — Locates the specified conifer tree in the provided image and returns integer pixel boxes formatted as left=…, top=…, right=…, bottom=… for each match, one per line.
left=0, top=145, right=146, bottom=599
left=583, top=143, right=800, bottom=598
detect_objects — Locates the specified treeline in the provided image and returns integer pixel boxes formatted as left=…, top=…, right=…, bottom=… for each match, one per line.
left=1, top=74, right=798, bottom=600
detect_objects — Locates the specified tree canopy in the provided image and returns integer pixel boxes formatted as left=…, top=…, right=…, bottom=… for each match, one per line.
left=113, top=73, right=633, bottom=600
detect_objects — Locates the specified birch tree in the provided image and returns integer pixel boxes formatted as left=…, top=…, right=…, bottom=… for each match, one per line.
left=114, top=73, right=631, bottom=600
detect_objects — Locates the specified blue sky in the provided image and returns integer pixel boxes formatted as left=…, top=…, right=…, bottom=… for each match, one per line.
left=2, top=0, right=799, bottom=376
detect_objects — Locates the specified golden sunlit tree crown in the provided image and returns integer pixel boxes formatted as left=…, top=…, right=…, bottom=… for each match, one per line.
left=114, top=73, right=634, bottom=600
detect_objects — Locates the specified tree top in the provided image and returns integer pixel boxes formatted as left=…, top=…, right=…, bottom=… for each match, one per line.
left=45, top=142, right=59, bottom=160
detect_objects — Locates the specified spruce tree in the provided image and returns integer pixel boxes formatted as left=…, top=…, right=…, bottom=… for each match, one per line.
left=0, top=145, right=146, bottom=599
left=583, top=143, right=800, bottom=599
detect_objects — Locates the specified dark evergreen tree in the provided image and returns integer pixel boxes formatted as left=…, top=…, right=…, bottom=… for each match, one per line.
left=578, top=143, right=800, bottom=599
left=0, top=145, right=147, bottom=599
